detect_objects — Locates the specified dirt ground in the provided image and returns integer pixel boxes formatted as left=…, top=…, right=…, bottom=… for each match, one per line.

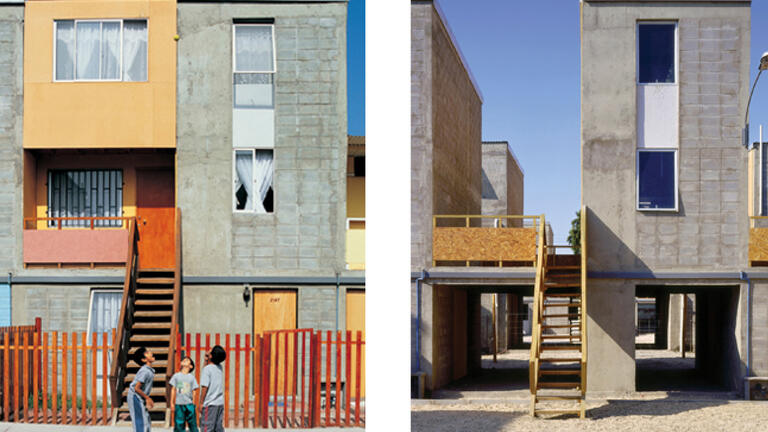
left=411, top=399, right=768, bottom=432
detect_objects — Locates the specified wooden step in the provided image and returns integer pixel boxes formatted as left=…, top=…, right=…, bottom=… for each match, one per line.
left=129, top=347, right=169, bottom=355
left=136, top=289, right=175, bottom=295
left=539, top=357, right=581, bottom=363
left=132, top=322, right=172, bottom=330
left=134, top=299, right=173, bottom=306
left=544, top=293, right=581, bottom=298
left=534, top=409, right=582, bottom=416
left=541, top=335, right=581, bottom=340
left=540, top=369, right=581, bottom=376
left=538, top=382, right=580, bottom=389
left=139, top=268, right=174, bottom=273
left=546, top=273, right=580, bottom=278
left=137, top=277, right=174, bottom=285
left=542, top=313, right=580, bottom=319
left=130, top=334, right=171, bottom=343
left=536, top=395, right=582, bottom=401
left=134, top=311, right=172, bottom=318
left=543, top=303, right=580, bottom=308
left=547, top=265, right=580, bottom=270
left=544, top=282, right=581, bottom=288
left=540, top=345, right=581, bottom=351
left=542, top=324, right=580, bottom=329
left=125, top=373, right=167, bottom=383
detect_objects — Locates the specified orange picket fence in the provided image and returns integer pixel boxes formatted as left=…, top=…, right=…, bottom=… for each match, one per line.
left=0, top=327, right=117, bottom=425
left=174, top=329, right=365, bottom=428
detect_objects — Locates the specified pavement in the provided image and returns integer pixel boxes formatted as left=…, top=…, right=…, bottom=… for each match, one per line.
left=0, top=424, right=363, bottom=432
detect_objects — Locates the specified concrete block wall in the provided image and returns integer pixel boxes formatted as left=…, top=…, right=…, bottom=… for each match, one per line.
left=11, top=285, right=97, bottom=333
left=177, top=2, right=347, bottom=277
left=0, top=6, right=23, bottom=275
left=482, top=142, right=524, bottom=223
left=582, top=3, right=750, bottom=273
left=750, top=282, right=768, bottom=377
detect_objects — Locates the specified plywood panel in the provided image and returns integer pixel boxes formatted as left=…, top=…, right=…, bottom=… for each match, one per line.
left=136, top=169, right=175, bottom=269
left=345, top=290, right=365, bottom=397
left=749, top=228, right=768, bottom=263
left=433, top=227, right=536, bottom=262
left=253, top=290, right=296, bottom=396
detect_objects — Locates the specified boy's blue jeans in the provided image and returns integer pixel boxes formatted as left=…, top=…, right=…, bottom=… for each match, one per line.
left=174, top=404, right=199, bottom=432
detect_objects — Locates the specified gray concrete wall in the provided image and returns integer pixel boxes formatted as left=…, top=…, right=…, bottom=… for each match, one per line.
left=177, top=2, right=348, bottom=277
left=482, top=142, right=524, bottom=225
left=480, top=293, right=508, bottom=354
left=751, top=281, right=768, bottom=377
left=11, top=285, right=99, bottom=332
left=0, top=6, right=23, bottom=276
left=582, top=2, right=751, bottom=394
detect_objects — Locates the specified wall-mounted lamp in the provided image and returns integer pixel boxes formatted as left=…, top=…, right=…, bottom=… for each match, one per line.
left=243, top=285, right=251, bottom=306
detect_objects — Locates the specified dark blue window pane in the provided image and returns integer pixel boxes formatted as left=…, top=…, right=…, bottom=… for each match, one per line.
left=639, top=151, right=675, bottom=209
left=639, top=24, right=675, bottom=83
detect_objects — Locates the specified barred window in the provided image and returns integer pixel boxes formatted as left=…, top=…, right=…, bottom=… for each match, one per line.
left=47, top=170, right=124, bottom=227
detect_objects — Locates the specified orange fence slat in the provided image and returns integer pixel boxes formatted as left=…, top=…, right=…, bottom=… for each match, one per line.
left=71, top=332, right=77, bottom=425
left=224, top=334, right=230, bottom=428
left=52, top=332, right=58, bottom=424
left=3, top=333, right=8, bottom=421
left=23, top=332, right=28, bottom=423
left=283, top=332, right=288, bottom=425
left=195, top=333, right=201, bottom=409
left=102, top=332, right=108, bottom=425
left=345, top=330, right=351, bottom=426
left=81, top=332, right=86, bottom=425
left=42, top=332, right=48, bottom=424
left=355, top=331, right=361, bottom=426
left=243, top=334, right=250, bottom=428
left=335, top=331, right=341, bottom=426
left=234, top=334, right=240, bottom=427
left=324, top=331, right=330, bottom=426
left=91, top=333, right=97, bottom=425
left=33, top=331, right=39, bottom=423
left=61, top=332, right=67, bottom=425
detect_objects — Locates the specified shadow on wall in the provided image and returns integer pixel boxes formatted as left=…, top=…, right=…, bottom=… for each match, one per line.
left=481, top=168, right=498, bottom=200
left=587, top=208, right=653, bottom=363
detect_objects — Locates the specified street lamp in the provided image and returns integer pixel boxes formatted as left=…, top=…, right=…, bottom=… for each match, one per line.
left=744, top=51, right=768, bottom=147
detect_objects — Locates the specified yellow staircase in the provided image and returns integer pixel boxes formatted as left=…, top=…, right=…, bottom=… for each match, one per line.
left=529, top=211, right=587, bottom=418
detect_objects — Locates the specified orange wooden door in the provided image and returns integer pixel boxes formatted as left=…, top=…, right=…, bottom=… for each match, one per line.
left=345, top=289, right=365, bottom=397
left=253, top=290, right=297, bottom=396
left=136, top=169, right=175, bottom=269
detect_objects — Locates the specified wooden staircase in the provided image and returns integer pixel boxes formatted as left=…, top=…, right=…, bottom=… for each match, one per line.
left=110, top=210, right=182, bottom=427
left=529, top=210, right=587, bottom=418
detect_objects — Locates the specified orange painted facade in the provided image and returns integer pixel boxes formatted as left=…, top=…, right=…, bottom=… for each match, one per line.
left=23, top=0, right=177, bottom=149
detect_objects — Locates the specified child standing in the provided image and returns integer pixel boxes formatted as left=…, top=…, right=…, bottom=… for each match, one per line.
left=170, top=356, right=199, bottom=432
left=198, top=345, right=226, bottom=432
left=128, top=347, right=155, bottom=432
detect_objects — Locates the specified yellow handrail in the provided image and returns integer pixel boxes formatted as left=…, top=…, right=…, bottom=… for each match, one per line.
left=529, top=214, right=546, bottom=407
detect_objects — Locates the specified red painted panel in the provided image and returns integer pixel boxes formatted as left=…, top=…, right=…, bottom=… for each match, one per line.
left=136, top=169, right=175, bottom=269
left=23, top=230, right=129, bottom=264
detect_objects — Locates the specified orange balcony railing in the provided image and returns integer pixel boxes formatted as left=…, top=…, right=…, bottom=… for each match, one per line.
left=432, top=215, right=543, bottom=266
left=23, top=216, right=135, bottom=267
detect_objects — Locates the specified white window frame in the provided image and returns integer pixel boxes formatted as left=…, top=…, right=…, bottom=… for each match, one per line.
left=636, top=21, right=678, bottom=86
left=53, top=19, right=147, bottom=82
left=232, top=148, right=274, bottom=214
left=85, top=288, right=122, bottom=346
left=232, top=23, right=276, bottom=74
left=636, top=149, right=679, bottom=212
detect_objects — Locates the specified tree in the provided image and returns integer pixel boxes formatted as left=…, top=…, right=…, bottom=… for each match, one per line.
left=567, top=210, right=581, bottom=255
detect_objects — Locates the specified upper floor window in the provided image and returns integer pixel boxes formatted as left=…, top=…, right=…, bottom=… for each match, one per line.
left=48, top=169, right=124, bottom=227
left=233, top=23, right=275, bottom=108
left=638, top=22, right=676, bottom=84
left=637, top=149, right=677, bottom=211
left=55, top=19, right=148, bottom=82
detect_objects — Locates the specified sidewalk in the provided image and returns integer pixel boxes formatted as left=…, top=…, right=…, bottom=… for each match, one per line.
left=0, top=423, right=364, bottom=432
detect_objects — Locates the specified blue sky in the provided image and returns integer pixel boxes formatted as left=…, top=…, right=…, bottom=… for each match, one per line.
left=435, top=0, right=768, bottom=244
left=347, top=0, right=365, bottom=136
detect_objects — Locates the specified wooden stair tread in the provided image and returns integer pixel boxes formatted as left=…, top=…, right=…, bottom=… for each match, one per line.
left=132, top=322, right=172, bottom=329
left=538, top=382, right=580, bottom=389
left=536, top=395, right=582, bottom=401
left=541, top=335, right=581, bottom=340
left=543, top=303, right=580, bottom=308
left=542, top=313, right=580, bottom=319
left=544, top=282, right=581, bottom=288
left=134, top=311, right=172, bottom=317
left=118, top=402, right=168, bottom=412
left=136, top=289, right=175, bottom=295
left=542, top=324, right=580, bottom=329
left=544, top=293, right=581, bottom=298
left=122, top=387, right=166, bottom=397
left=540, top=345, right=581, bottom=351
left=129, top=346, right=169, bottom=354
left=136, top=277, right=175, bottom=284
left=534, top=409, right=582, bottom=415
left=546, top=273, right=580, bottom=278
left=127, top=360, right=168, bottom=369
left=130, top=335, right=171, bottom=342
left=135, top=299, right=173, bottom=306
left=539, top=357, right=581, bottom=362
left=540, top=369, right=581, bottom=375
left=547, top=265, right=580, bottom=270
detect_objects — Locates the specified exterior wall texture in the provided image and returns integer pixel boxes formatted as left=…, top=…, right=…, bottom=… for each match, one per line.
left=177, top=2, right=348, bottom=278
left=582, top=1, right=751, bottom=394
left=482, top=142, right=524, bottom=220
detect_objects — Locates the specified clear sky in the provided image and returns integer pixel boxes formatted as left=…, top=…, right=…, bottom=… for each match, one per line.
left=435, top=0, right=768, bottom=244
left=347, top=0, right=365, bottom=136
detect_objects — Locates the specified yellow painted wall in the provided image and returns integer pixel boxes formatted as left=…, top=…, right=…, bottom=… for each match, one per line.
left=346, top=177, right=365, bottom=219
left=346, top=176, right=365, bottom=269
left=23, top=0, right=176, bottom=149
left=30, top=152, right=173, bottom=229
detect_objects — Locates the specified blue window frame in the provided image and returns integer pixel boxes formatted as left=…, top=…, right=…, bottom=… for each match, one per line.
left=638, top=150, right=677, bottom=210
left=638, top=23, right=676, bottom=84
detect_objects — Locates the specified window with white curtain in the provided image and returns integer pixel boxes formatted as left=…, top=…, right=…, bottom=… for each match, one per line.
left=87, top=290, right=122, bottom=344
left=234, top=149, right=274, bottom=214
left=233, top=23, right=275, bottom=148
left=55, top=19, right=148, bottom=82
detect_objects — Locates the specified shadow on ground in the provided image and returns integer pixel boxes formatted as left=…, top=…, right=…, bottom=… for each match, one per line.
left=431, top=368, right=529, bottom=399
left=587, top=396, right=729, bottom=419
left=411, top=410, right=520, bottom=432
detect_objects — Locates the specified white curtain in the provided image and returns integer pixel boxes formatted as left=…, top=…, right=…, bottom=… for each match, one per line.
left=235, top=25, right=273, bottom=71
left=123, top=20, right=148, bottom=81
left=235, top=150, right=254, bottom=211
left=76, top=22, right=100, bottom=80
left=101, top=22, right=120, bottom=79
left=55, top=21, right=75, bottom=80
left=89, top=291, right=122, bottom=344
left=253, top=150, right=274, bottom=214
